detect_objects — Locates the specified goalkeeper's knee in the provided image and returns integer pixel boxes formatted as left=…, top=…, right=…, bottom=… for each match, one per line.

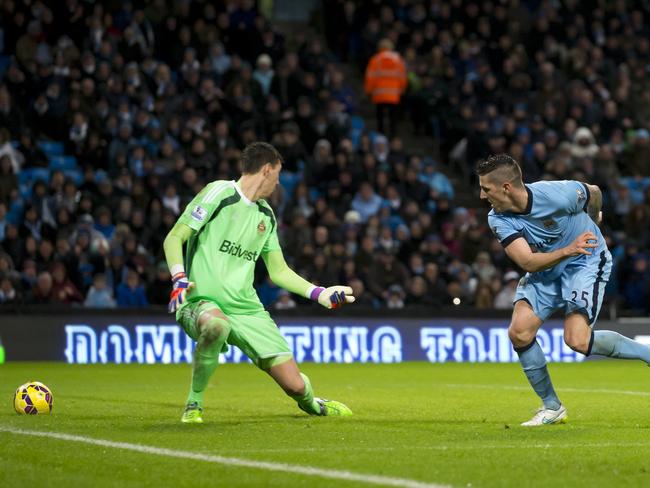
left=197, top=314, right=230, bottom=350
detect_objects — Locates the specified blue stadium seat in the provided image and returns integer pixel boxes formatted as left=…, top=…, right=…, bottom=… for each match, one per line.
left=349, top=115, right=365, bottom=149
left=279, top=171, right=301, bottom=199
left=19, top=184, right=33, bottom=200
left=38, top=141, right=65, bottom=157
left=63, top=168, right=83, bottom=185
left=7, top=199, right=24, bottom=225
left=351, top=115, right=365, bottom=130
left=18, top=168, right=50, bottom=185
left=49, top=155, right=77, bottom=171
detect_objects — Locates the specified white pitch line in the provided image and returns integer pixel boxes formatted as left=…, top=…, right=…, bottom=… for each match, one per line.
left=442, top=383, right=650, bottom=397
left=226, top=441, right=650, bottom=454
left=0, top=426, right=448, bottom=488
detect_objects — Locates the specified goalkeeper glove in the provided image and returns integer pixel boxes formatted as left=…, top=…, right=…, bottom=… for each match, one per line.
left=168, top=271, right=194, bottom=313
left=309, top=285, right=355, bottom=309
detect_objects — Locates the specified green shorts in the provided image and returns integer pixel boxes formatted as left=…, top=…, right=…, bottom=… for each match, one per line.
left=176, top=299, right=292, bottom=368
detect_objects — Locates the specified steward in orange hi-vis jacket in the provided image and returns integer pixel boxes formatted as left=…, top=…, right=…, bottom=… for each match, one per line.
left=364, top=40, right=407, bottom=104
left=364, top=39, right=407, bottom=136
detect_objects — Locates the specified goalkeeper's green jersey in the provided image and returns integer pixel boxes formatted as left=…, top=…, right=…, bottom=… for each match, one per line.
left=177, top=180, right=280, bottom=315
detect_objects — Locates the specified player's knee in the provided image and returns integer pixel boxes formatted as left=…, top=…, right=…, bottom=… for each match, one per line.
left=564, top=331, right=590, bottom=354
left=508, top=323, right=536, bottom=347
left=199, top=313, right=230, bottom=344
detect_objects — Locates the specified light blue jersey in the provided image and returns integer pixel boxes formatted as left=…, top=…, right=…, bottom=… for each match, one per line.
left=489, top=180, right=612, bottom=323
left=489, top=180, right=605, bottom=281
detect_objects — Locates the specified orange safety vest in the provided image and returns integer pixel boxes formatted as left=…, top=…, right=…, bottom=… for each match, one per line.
left=364, top=49, right=407, bottom=104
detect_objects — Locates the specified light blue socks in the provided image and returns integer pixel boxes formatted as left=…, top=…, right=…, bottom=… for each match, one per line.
left=589, top=330, right=650, bottom=363
left=515, top=340, right=561, bottom=410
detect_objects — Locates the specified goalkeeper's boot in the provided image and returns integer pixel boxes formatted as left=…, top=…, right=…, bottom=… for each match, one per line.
left=181, top=402, right=203, bottom=424
left=314, top=398, right=353, bottom=417
left=521, top=404, right=567, bottom=426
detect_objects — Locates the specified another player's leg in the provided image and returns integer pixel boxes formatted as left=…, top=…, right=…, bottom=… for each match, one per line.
left=510, top=300, right=566, bottom=426
left=178, top=302, right=231, bottom=423
left=263, top=356, right=353, bottom=416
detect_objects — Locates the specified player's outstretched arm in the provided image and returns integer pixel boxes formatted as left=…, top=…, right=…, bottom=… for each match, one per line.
left=584, top=183, right=603, bottom=224
left=505, top=232, right=598, bottom=273
left=163, top=222, right=195, bottom=313
left=262, top=250, right=355, bottom=309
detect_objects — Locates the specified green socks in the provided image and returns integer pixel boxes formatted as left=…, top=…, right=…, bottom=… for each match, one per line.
left=187, top=316, right=230, bottom=407
left=291, top=373, right=322, bottom=415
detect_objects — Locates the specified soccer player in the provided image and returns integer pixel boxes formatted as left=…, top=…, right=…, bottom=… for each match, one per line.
left=163, top=142, right=355, bottom=423
left=478, top=154, right=650, bottom=426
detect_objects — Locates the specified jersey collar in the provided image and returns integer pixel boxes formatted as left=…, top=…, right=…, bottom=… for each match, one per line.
left=232, top=180, right=254, bottom=206
left=511, top=185, right=533, bottom=215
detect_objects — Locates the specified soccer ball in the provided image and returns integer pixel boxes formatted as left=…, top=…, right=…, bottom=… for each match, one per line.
left=14, top=381, right=53, bottom=415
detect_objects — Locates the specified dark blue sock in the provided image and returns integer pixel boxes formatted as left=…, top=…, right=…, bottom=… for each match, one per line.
left=590, top=330, right=650, bottom=363
left=515, top=340, right=561, bottom=410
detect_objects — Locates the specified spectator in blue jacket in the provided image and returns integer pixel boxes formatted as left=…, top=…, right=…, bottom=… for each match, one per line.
left=116, top=269, right=148, bottom=307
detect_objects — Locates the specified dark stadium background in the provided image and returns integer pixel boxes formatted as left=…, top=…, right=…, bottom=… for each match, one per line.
left=0, top=0, right=648, bottom=320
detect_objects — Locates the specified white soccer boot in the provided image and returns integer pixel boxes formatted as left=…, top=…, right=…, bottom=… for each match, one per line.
left=521, top=405, right=568, bottom=426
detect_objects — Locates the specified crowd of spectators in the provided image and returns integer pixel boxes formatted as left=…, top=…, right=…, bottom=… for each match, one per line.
left=0, top=0, right=649, bottom=314
left=321, top=0, right=650, bottom=312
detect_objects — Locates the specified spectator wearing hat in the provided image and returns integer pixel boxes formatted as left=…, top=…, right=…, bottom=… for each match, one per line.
left=570, top=127, right=599, bottom=161
left=472, top=251, right=498, bottom=283
left=253, top=53, right=274, bottom=97
left=494, top=271, right=520, bottom=310
left=273, top=289, right=297, bottom=310
left=386, top=284, right=406, bottom=309
left=0, top=128, right=25, bottom=174
left=70, top=214, right=108, bottom=252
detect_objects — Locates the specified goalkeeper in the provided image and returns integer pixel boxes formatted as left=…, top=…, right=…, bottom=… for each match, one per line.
left=164, top=141, right=355, bottom=423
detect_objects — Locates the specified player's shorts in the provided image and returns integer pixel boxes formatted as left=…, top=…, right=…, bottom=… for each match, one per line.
left=514, top=250, right=612, bottom=326
left=176, top=299, right=292, bottom=367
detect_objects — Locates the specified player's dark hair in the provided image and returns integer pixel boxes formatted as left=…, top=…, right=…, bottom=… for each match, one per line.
left=240, top=142, right=283, bottom=174
left=476, top=154, right=523, bottom=185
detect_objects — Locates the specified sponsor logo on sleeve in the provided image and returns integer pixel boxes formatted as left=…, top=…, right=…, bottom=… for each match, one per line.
left=191, top=205, right=207, bottom=222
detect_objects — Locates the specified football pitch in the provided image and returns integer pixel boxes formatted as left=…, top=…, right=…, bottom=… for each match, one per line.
left=2, top=361, right=650, bottom=487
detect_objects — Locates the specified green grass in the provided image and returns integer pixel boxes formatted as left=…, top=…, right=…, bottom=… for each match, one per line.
left=2, top=361, right=650, bottom=487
